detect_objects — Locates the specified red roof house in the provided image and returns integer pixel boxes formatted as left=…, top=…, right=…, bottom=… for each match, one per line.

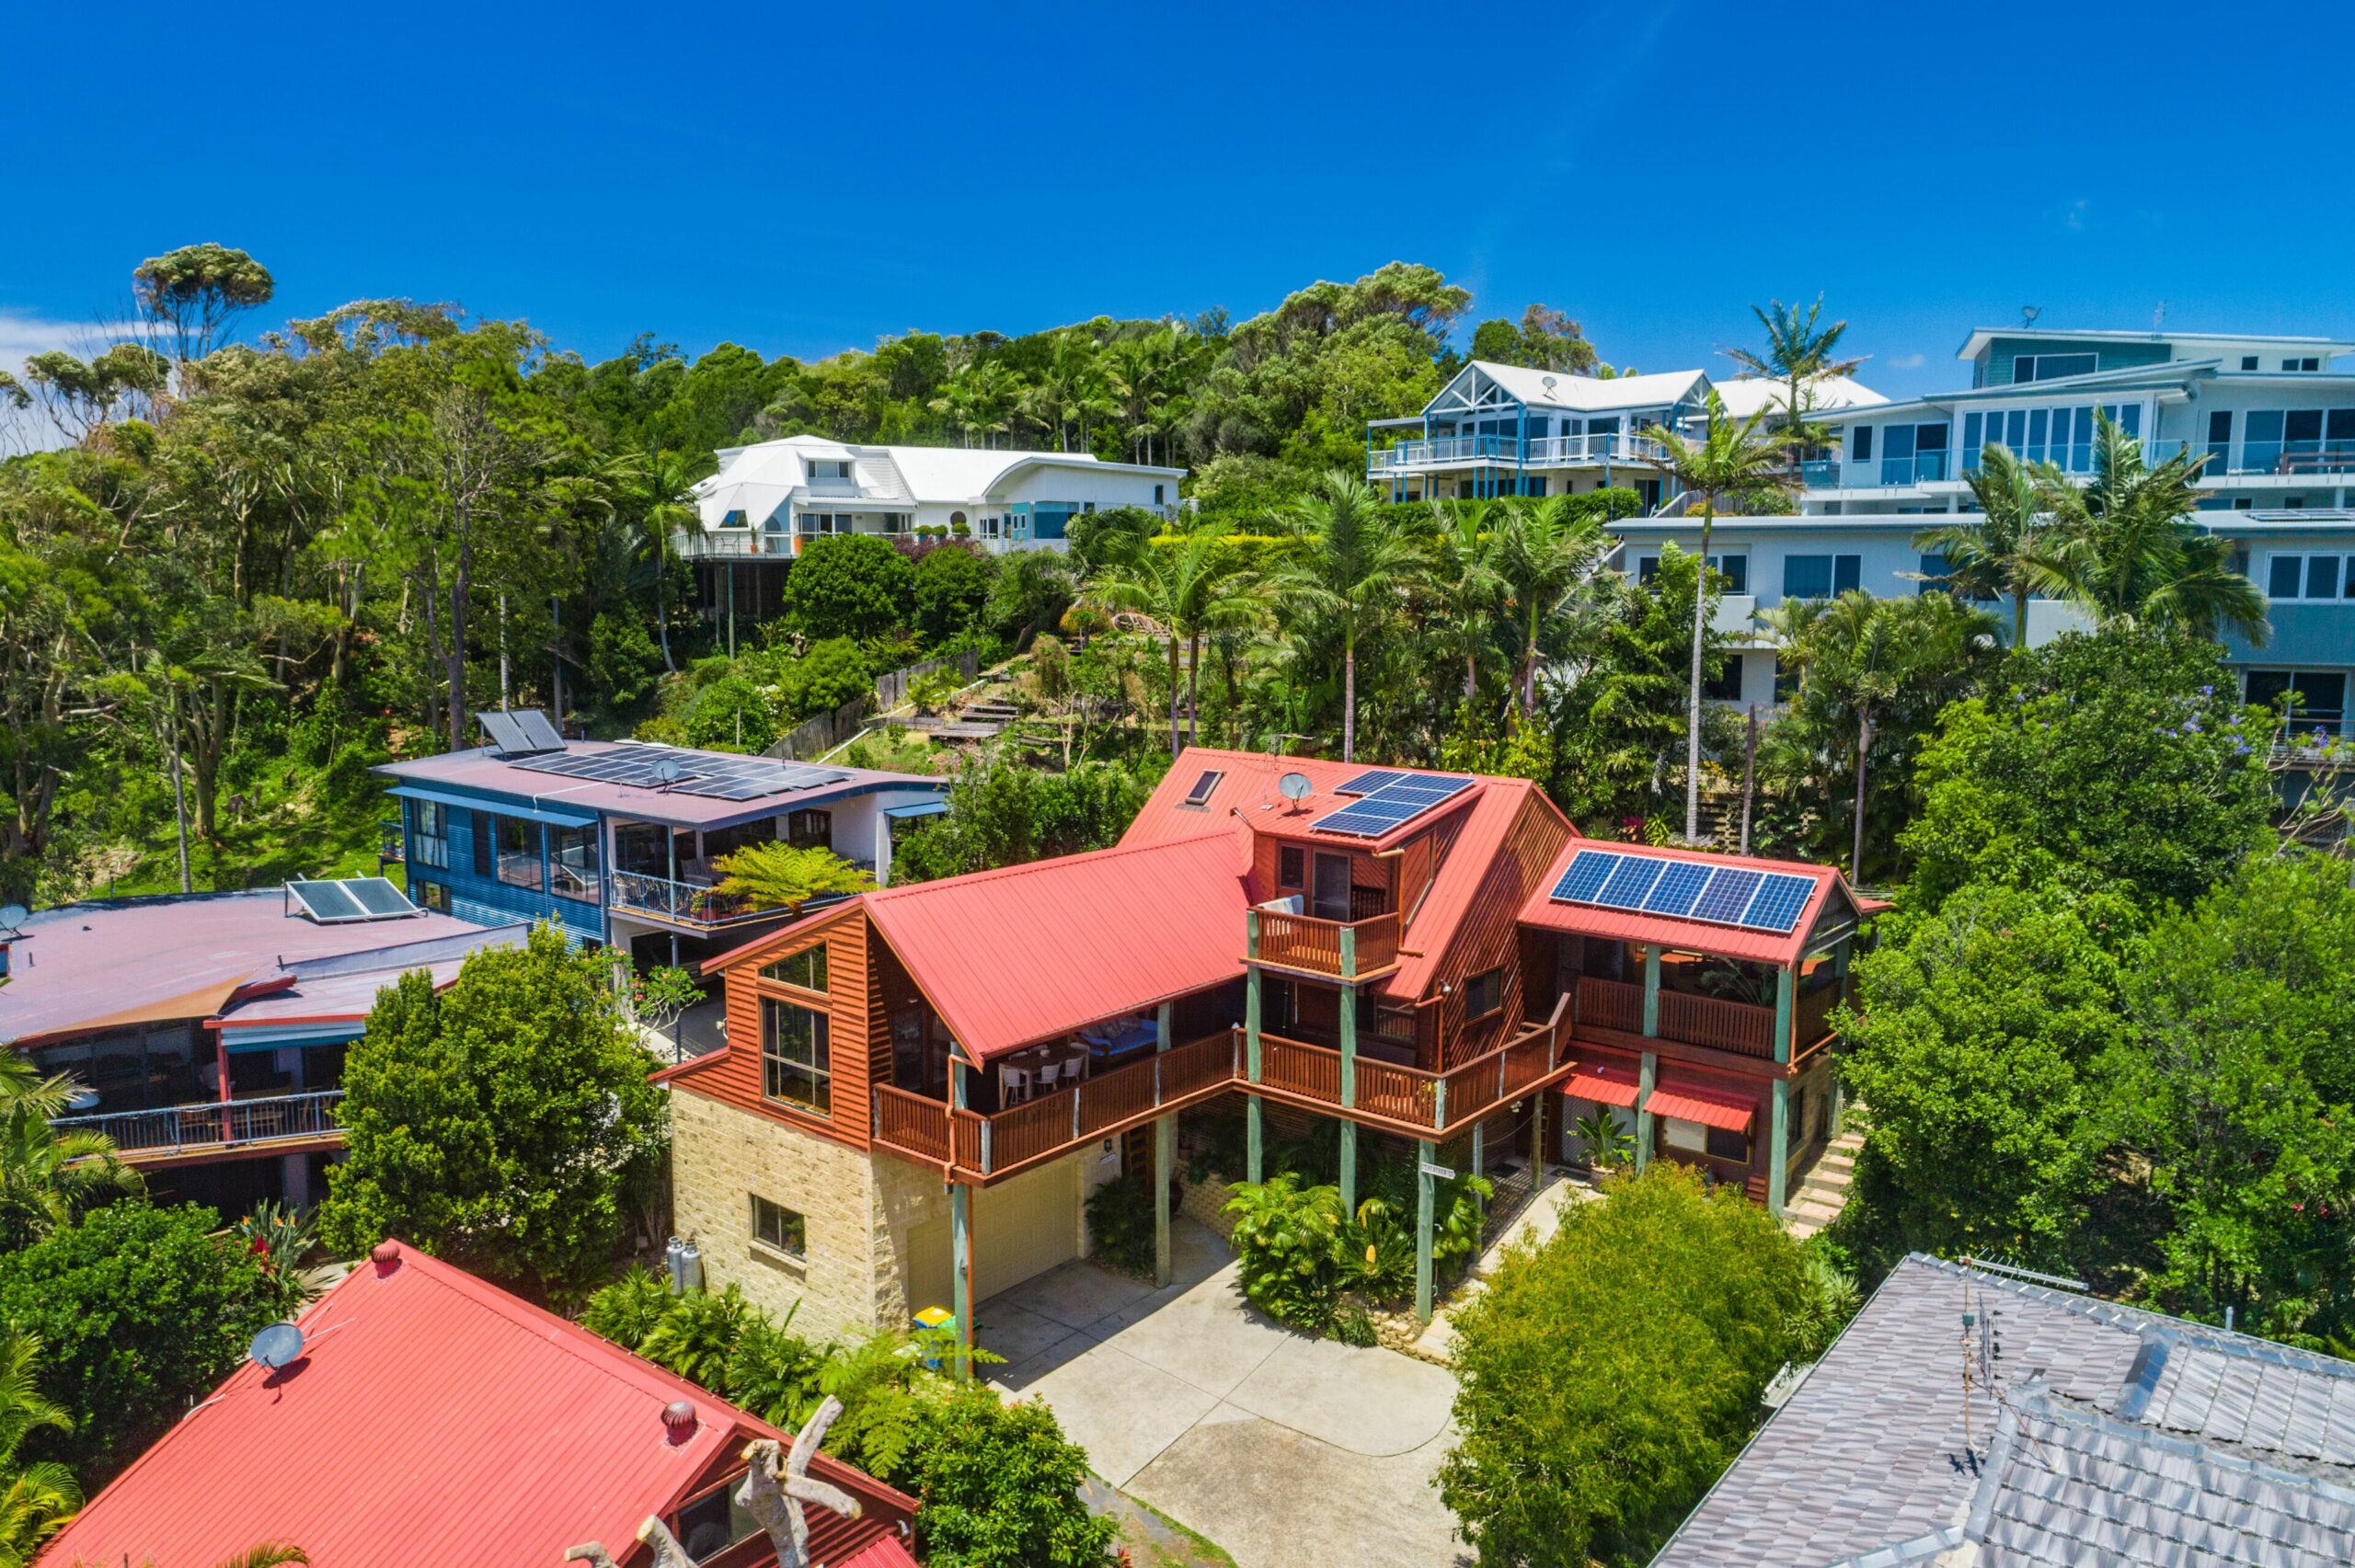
left=39, top=1242, right=917, bottom=1568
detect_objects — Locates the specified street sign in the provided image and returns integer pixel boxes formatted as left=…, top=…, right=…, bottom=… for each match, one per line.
left=1419, top=1161, right=1454, bottom=1180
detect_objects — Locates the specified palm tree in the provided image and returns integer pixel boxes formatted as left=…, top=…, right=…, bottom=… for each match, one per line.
left=0, top=1059, right=141, bottom=1251
left=1488, top=494, right=1612, bottom=719
left=1644, top=393, right=1794, bottom=842
left=2042, top=414, right=2269, bottom=642
left=1426, top=500, right=1505, bottom=705
left=619, top=447, right=701, bottom=673
left=0, top=1331, right=77, bottom=1568
left=1088, top=521, right=1263, bottom=753
left=1917, top=443, right=2070, bottom=647
left=1270, top=472, right=1432, bottom=762
left=1723, top=294, right=1866, bottom=451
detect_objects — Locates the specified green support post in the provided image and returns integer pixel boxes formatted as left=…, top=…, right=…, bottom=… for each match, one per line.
left=1415, top=1139, right=1437, bottom=1322
left=1155, top=1001, right=1175, bottom=1288
left=949, top=1057, right=972, bottom=1376
left=1338, top=926, right=1358, bottom=1215
left=1773, top=965, right=1794, bottom=1064
left=1641, top=945, right=1661, bottom=1036
left=1635, top=1051, right=1657, bottom=1171
left=1245, top=915, right=1265, bottom=1185
left=1530, top=1083, right=1546, bottom=1173
left=1768, top=967, right=1795, bottom=1216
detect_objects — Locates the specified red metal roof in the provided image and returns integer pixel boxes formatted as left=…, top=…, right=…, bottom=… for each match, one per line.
left=1124, top=748, right=1567, bottom=1000
left=1516, top=839, right=1859, bottom=967
left=861, top=831, right=1253, bottom=1063
left=1559, top=1059, right=1641, bottom=1106
left=1645, top=1085, right=1758, bottom=1131
left=39, top=1242, right=916, bottom=1568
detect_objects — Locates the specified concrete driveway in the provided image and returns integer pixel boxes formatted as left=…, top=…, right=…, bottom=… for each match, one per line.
left=978, top=1219, right=1470, bottom=1568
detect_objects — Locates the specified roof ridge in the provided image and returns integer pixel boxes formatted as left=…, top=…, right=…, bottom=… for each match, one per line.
left=865, top=827, right=1237, bottom=902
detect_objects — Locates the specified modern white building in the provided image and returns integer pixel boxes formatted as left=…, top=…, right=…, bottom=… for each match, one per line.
left=1366, top=360, right=1884, bottom=512
left=1620, top=325, right=2355, bottom=723
left=684, top=433, right=1183, bottom=559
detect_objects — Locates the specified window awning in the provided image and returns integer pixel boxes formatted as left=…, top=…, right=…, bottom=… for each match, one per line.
left=884, top=800, right=950, bottom=821
left=388, top=785, right=596, bottom=830
left=1646, top=1086, right=1757, bottom=1132
left=1560, top=1061, right=1640, bottom=1107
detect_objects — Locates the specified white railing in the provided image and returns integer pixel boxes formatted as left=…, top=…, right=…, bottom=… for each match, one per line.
left=52, top=1089, right=345, bottom=1156
left=1371, top=431, right=1671, bottom=472
left=607, top=869, right=775, bottom=929
left=672, top=530, right=789, bottom=560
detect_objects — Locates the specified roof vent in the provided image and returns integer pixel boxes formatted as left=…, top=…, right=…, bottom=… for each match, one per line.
left=661, top=1400, right=699, bottom=1442
left=371, top=1239, right=403, bottom=1273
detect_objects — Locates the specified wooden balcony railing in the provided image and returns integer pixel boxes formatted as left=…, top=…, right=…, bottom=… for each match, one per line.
left=1577, top=975, right=1645, bottom=1034
left=1796, top=983, right=1840, bottom=1047
left=1254, top=910, right=1402, bottom=979
left=1658, top=988, right=1775, bottom=1059
left=1260, top=999, right=1568, bottom=1135
left=52, top=1088, right=345, bottom=1161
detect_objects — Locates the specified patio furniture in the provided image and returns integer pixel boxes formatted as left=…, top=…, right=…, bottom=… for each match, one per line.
left=1036, top=1059, right=1063, bottom=1094
left=1001, top=1063, right=1034, bottom=1104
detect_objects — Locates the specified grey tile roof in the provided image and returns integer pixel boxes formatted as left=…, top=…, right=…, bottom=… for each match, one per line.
left=1650, top=1256, right=2355, bottom=1567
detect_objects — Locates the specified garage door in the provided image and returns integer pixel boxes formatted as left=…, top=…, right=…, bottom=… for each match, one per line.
left=904, top=1215, right=953, bottom=1322
left=973, top=1156, right=1080, bottom=1301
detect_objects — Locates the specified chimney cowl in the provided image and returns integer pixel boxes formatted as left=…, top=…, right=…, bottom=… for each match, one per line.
left=661, top=1400, right=698, bottom=1441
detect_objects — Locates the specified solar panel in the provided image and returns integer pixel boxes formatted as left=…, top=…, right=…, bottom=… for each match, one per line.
left=1689, top=867, right=1764, bottom=925
left=508, top=747, right=847, bottom=802
left=346, top=877, right=419, bottom=918
left=1593, top=855, right=1666, bottom=910
left=1741, top=873, right=1815, bottom=933
left=512, top=708, right=566, bottom=753
left=1308, top=773, right=1473, bottom=837
left=1641, top=860, right=1714, bottom=918
left=1549, top=849, right=1619, bottom=904
left=288, top=879, right=366, bottom=922
left=476, top=710, right=532, bottom=757
left=1334, top=769, right=1408, bottom=797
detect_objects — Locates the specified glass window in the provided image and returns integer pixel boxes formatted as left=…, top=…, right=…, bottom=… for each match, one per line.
left=2311, top=556, right=2344, bottom=600
left=1783, top=555, right=1832, bottom=600
left=1850, top=426, right=1872, bottom=463
left=1183, top=770, right=1223, bottom=807
left=494, top=816, right=542, bottom=890
left=1660, top=1116, right=1706, bottom=1154
left=1464, top=967, right=1503, bottom=1020
left=547, top=823, right=599, bottom=901
left=1278, top=845, right=1305, bottom=889
left=2242, top=357, right=2259, bottom=371
left=761, top=944, right=829, bottom=994
left=1712, top=555, right=1749, bottom=594
left=752, top=1196, right=807, bottom=1259
left=1702, top=658, right=1743, bottom=702
left=786, top=809, right=832, bottom=850
left=412, top=879, right=451, bottom=913
left=1637, top=555, right=1660, bottom=584
left=1833, top=555, right=1862, bottom=594
left=410, top=799, right=452, bottom=870
left=761, top=999, right=831, bottom=1115
left=1704, top=1123, right=1751, bottom=1162
left=2270, top=555, right=2306, bottom=598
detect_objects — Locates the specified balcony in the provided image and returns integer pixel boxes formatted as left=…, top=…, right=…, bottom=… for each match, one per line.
left=869, top=1013, right=1574, bottom=1179
left=52, top=1089, right=345, bottom=1164
left=607, top=870, right=775, bottom=930
left=1251, top=910, right=1401, bottom=980
left=672, top=529, right=791, bottom=561
left=1369, top=431, right=1671, bottom=475
left=1573, top=975, right=1841, bottom=1060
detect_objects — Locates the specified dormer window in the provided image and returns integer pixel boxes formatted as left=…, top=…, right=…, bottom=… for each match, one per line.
left=810, top=459, right=854, bottom=481
left=2012, top=352, right=2097, bottom=383
left=718, top=509, right=749, bottom=530
left=2285, top=357, right=2323, bottom=372
left=2243, top=356, right=2261, bottom=372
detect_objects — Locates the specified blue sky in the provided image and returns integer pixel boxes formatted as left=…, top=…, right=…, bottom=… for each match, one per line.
left=6, top=0, right=2353, bottom=404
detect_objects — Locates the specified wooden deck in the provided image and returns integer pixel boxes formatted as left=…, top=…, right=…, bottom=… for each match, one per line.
left=1575, top=976, right=1841, bottom=1062
left=1251, top=910, right=1401, bottom=981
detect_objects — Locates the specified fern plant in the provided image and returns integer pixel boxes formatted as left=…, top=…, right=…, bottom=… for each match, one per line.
left=580, top=1262, right=673, bottom=1351
left=636, top=1285, right=749, bottom=1387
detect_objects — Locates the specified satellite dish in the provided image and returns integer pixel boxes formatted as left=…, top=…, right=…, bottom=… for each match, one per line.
left=249, top=1322, right=304, bottom=1369
left=651, top=758, right=684, bottom=786
left=0, top=905, right=25, bottom=929
left=1542, top=375, right=1557, bottom=393
left=1278, top=773, right=1314, bottom=809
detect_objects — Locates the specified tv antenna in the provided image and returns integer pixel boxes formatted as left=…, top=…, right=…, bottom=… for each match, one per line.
left=2153, top=300, right=2167, bottom=330
left=1278, top=773, right=1314, bottom=813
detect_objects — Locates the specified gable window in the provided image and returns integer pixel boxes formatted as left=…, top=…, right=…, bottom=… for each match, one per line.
left=1463, top=967, right=1503, bottom=1021
left=751, top=1196, right=807, bottom=1260
left=409, top=798, right=451, bottom=870
left=761, top=998, right=832, bottom=1116
left=2012, top=352, right=2097, bottom=383
left=1182, top=770, right=1223, bottom=808
left=761, top=944, right=829, bottom=994
left=1278, top=845, right=1305, bottom=889
left=493, top=816, right=543, bottom=891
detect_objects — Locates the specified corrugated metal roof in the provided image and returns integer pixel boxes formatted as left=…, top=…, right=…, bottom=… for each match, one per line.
left=862, top=831, right=1253, bottom=1063
left=1560, top=1059, right=1640, bottom=1106
left=1516, top=839, right=1858, bottom=967
left=375, top=742, right=939, bottom=830
left=1122, top=748, right=1565, bottom=1000
left=39, top=1242, right=916, bottom=1568
left=1644, top=1085, right=1755, bottom=1130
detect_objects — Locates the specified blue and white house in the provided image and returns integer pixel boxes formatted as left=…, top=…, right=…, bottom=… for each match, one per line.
left=1366, top=360, right=1885, bottom=512
left=376, top=717, right=947, bottom=971
left=1615, top=326, right=2355, bottom=726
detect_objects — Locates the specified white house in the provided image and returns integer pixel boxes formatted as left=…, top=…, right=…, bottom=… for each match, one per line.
left=683, top=433, right=1183, bottom=559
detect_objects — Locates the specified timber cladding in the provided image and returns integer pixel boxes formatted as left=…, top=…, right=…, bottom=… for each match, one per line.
left=1428, top=791, right=1574, bottom=1067
left=699, top=905, right=883, bottom=1153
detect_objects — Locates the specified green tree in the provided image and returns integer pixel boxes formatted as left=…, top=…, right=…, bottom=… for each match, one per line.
left=889, top=759, right=1154, bottom=883
left=1834, top=884, right=2129, bottom=1273
left=1488, top=494, right=1611, bottom=719
left=132, top=244, right=277, bottom=368
left=1643, top=393, right=1793, bottom=841
left=982, top=551, right=1077, bottom=650
left=1917, top=441, right=2068, bottom=646
left=2042, top=414, right=2269, bottom=642
left=319, top=925, right=668, bottom=1290
left=1087, top=520, right=1262, bottom=753
left=0, top=1332, right=78, bottom=1568
left=883, top=1388, right=1120, bottom=1568
left=1439, top=1164, right=1815, bottom=1567
left=1722, top=294, right=1865, bottom=452
left=713, top=841, right=874, bottom=911
left=0, top=1202, right=279, bottom=1475
left=1899, top=630, right=2272, bottom=916
left=0, top=1059, right=142, bottom=1250
left=909, top=544, right=997, bottom=647
left=1546, top=549, right=1725, bottom=830
left=780, top=533, right=914, bottom=642
left=1270, top=471, right=1431, bottom=761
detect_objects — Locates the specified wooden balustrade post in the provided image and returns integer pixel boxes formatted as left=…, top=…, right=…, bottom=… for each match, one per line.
left=1155, top=1001, right=1175, bottom=1288
left=1245, top=917, right=1265, bottom=1186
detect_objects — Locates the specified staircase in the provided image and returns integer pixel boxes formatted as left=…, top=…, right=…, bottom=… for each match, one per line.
left=1782, top=1126, right=1865, bottom=1240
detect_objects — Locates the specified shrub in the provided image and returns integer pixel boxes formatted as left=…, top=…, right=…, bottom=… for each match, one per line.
left=887, top=1386, right=1120, bottom=1568
left=1083, top=1173, right=1157, bottom=1277
left=781, top=533, right=915, bottom=642
left=1223, top=1164, right=1489, bottom=1335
